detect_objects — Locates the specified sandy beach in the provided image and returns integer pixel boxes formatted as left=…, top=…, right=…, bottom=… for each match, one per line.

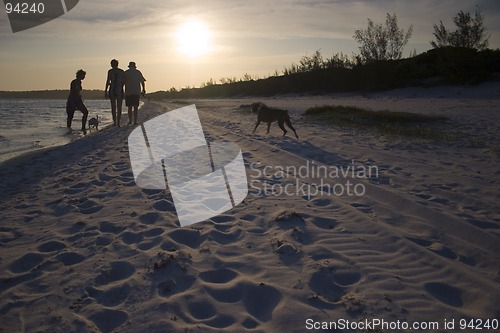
left=1, top=83, right=499, bottom=332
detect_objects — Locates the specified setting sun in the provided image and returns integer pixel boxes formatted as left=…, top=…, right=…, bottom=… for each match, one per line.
left=175, top=20, right=212, bottom=58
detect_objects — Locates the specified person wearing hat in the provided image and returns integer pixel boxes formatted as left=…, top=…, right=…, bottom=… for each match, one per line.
left=124, top=61, right=146, bottom=125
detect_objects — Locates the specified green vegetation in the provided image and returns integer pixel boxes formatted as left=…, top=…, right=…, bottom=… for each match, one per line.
left=354, top=13, right=413, bottom=62
left=149, top=7, right=498, bottom=99
left=150, top=46, right=500, bottom=99
left=304, top=105, right=451, bottom=140
left=431, top=6, right=489, bottom=50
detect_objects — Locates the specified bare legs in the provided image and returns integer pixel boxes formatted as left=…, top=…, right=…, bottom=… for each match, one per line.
left=66, top=105, right=88, bottom=134
left=110, top=96, right=123, bottom=127
left=80, top=106, right=88, bottom=134
left=110, top=98, right=116, bottom=125
left=128, top=105, right=138, bottom=125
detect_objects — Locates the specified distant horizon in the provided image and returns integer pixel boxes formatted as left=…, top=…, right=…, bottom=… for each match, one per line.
left=1, top=0, right=500, bottom=92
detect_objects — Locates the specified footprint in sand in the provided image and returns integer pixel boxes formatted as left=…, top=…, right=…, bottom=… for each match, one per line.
left=207, top=228, right=243, bottom=245
left=152, top=199, right=175, bottom=213
left=138, top=237, right=163, bottom=251
left=45, top=198, right=77, bottom=217
left=156, top=274, right=197, bottom=297
left=94, top=261, right=135, bottom=286
left=86, top=283, right=131, bottom=307
left=120, top=231, right=143, bottom=245
left=151, top=251, right=196, bottom=297
left=275, top=242, right=301, bottom=265
left=464, top=217, right=499, bottom=230
left=309, top=269, right=343, bottom=301
left=428, top=183, right=460, bottom=191
left=37, top=240, right=66, bottom=252
left=143, top=227, right=165, bottom=237
left=55, top=252, right=86, bottom=266
left=89, top=309, right=128, bottom=333
left=168, top=228, right=206, bottom=249
left=414, top=193, right=432, bottom=206
left=204, top=279, right=282, bottom=323
left=9, top=252, right=44, bottom=273
left=308, top=264, right=361, bottom=305
left=428, top=196, right=450, bottom=205
left=117, top=171, right=135, bottom=186
left=23, top=210, right=42, bottom=222
left=78, top=157, right=97, bottom=168
left=110, top=161, right=129, bottom=172
left=90, top=191, right=120, bottom=202
left=237, top=283, right=282, bottom=322
left=63, top=182, right=89, bottom=195
left=427, top=242, right=459, bottom=260
left=199, top=314, right=236, bottom=329
left=199, top=268, right=239, bottom=284
left=89, top=178, right=106, bottom=187
left=95, top=235, right=113, bottom=246
left=98, top=172, right=115, bottom=182
left=351, top=203, right=373, bottom=213
left=139, top=212, right=164, bottom=225
left=135, top=227, right=165, bottom=251
left=310, top=197, right=332, bottom=207
left=142, top=188, right=164, bottom=200
left=0, top=227, right=21, bottom=244
left=405, top=237, right=461, bottom=262
left=74, top=198, right=103, bottom=215
left=424, top=282, right=463, bottom=307
left=332, top=269, right=362, bottom=287
left=209, top=214, right=237, bottom=223
left=200, top=266, right=280, bottom=324
left=187, top=300, right=217, bottom=320
left=310, top=216, right=337, bottom=230
left=98, top=221, right=126, bottom=234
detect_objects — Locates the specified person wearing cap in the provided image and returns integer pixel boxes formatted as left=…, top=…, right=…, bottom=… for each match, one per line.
left=105, top=59, right=125, bottom=127
left=124, top=61, right=146, bottom=125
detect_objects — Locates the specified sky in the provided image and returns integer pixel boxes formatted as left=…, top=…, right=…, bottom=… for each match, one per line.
left=1, top=0, right=499, bottom=92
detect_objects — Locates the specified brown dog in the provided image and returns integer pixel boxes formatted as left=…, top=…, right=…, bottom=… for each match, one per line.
left=251, top=103, right=298, bottom=139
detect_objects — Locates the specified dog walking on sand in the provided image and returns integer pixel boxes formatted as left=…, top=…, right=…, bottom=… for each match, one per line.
left=251, top=102, right=299, bottom=139
left=88, top=115, right=99, bottom=131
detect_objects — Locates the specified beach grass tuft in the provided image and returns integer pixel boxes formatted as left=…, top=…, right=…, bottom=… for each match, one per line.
left=304, top=105, right=451, bottom=140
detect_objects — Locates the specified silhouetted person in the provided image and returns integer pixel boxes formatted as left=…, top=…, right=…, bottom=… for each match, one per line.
left=105, top=59, right=125, bottom=127
left=66, top=69, right=89, bottom=134
left=124, top=61, right=146, bottom=125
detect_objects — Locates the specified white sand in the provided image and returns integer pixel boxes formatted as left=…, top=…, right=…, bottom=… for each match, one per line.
left=1, top=83, right=499, bottom=332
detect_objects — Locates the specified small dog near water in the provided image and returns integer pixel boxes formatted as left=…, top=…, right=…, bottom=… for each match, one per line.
left=88, top=115, right=99, bottom=131
left=251, top=102, right=298, bottom=139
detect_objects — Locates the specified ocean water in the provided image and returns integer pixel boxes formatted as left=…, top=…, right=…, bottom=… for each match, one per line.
left=0, top=99, right=113, bottom=163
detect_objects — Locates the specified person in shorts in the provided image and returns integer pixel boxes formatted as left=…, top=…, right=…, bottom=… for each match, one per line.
left=66, top=69, right=89, bottom=134
left=124, top=61, right=146, bottom=125
left=105, top=59, right=125, bottom=127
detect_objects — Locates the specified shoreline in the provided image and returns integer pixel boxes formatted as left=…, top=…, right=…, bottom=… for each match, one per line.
left=0, top=123, right=113, bottom=168
left=0, top=101, right=155, bottom=201
left=0, top=100, right=144, bottom=167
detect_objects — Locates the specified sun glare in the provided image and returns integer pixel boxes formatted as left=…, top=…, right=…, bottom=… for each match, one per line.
left=176, top=20, right=211, bottom=58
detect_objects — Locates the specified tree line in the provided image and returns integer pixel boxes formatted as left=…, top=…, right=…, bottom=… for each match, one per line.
left=3, top=8, right=495, bottom=101
left=220, top=7, right=484, bottom=83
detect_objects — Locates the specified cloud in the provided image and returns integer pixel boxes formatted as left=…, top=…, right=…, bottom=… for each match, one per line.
left=3, top=0, right=498, bottom=45
left=1, top=0, right=499, bottom=91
